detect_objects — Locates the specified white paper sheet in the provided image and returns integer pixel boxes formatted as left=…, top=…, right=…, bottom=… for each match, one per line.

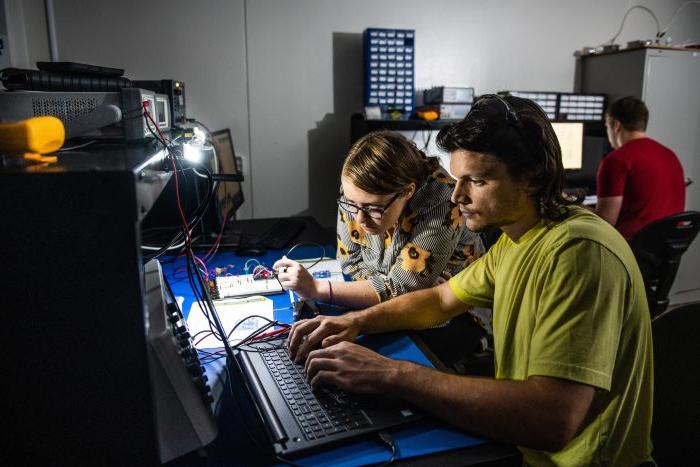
left=186, top=295, right=274, bottom=349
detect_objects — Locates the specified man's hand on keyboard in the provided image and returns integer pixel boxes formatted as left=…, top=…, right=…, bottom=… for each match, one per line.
left=273, top=256, right=318, bottom=300
left=304, top=341, right=397, bottom=394
left=287, top=314, right=360, bottom=363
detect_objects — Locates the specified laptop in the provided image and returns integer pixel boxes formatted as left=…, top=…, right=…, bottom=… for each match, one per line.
left=233, top=336, right=423, bottom=458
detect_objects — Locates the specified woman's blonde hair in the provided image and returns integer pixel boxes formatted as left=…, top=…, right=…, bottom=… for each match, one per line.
left=342, top=131, right=438, bottom=195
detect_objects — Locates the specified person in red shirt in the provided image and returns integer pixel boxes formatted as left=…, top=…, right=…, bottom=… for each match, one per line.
left=596, top=96, right=685, bottom=240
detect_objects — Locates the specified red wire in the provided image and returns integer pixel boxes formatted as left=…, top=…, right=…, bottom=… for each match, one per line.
left=145, top=104, right=285, bottom=350
left=143, top=102, right=191, bottom=249
left=144, top=101, right=224, bottom=265
left=143, top=101, right=170, bottom=145
left=201, top=206, right=232, bottom=263
left=252, top=327, right=289, bottom=341
left=193, top=254, right=210, bottom=281
left=201, top=154, right=233, bottom=262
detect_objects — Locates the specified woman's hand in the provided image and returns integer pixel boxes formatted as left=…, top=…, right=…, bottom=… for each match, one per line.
left=273, top=256, right=320, bottom=300
left=433, top=270, right=452, bottom=286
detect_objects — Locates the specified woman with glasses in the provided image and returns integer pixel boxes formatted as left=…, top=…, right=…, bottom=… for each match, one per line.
left=273, top=131, right=483, bottom=310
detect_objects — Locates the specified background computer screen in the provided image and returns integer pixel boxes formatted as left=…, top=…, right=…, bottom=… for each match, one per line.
left=210, top=129, right=244, bottom=225
left=552, top=122, right=584, bottom=170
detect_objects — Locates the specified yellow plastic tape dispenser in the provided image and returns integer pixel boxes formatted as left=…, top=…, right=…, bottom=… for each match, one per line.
left=0, top=116, right=65, bottom=164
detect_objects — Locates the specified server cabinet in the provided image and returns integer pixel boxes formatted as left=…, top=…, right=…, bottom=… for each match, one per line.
left=577, top=47, right=700, bottom=303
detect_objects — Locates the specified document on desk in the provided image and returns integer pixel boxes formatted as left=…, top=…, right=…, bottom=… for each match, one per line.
left=186, top=296, right=274, bottom=349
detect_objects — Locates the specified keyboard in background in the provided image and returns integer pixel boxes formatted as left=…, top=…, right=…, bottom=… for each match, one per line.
left=195, top=230, right=242, bottom=249
left=258, top=218, right=306, bottom=249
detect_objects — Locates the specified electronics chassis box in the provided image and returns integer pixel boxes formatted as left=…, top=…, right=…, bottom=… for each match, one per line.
left=430, top=103, right=471, bottom=119
left=132, top=79, right=186, bottom=125
left=121, top=87, right=172, bottom=141
left=0, top=145, right=216, bottom=464
left=424, top=86, right=475, bottom=104
left=0, top=88, right=171, bottom=141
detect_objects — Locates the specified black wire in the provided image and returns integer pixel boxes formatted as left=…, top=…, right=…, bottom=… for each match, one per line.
left=187, top=216, right=238, bottom=367
left=192, top=329, right=213, bottom=343
left=152, top=135, right=219, bottom=340
left=190, top=261, right=292, bottom=466
left=188, top=228, right=288, bottom=364
left=162, top=168, right=200, bottom=254
left=156, top=116, right=287, bottom=465
left=142, top=161, right=217, bottom=261
left=121, top=104, right=146, bottom=117
left=197, top=326, right=292, bottom=364
left=285, top=241, right=326, bottom=271
left=58, top=140, right=97, bottom=152
left=169, top=158, right=215, bottom=249
left=148, top=137, right=259, bottom=459
left=142, top=117, right=194, bottom=260
left=190, top=322, right=295, bottom=465
left=144, top=112, right=170, bottom=148
left=194, top=317, right=290, bottom=350
left=229, top=317, right=275, bottom=341
left=173, top=163, right=216, bottom=246
left=155, top=133, right=307, bottom=465
left=376, top=431, right=398, bottom=466
left=187, top=257, right=220, bottom=340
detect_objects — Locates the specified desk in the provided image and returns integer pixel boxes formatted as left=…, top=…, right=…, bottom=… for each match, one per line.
left=163, top=247, right=519, bottom=466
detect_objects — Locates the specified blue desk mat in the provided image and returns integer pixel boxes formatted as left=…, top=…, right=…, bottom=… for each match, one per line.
left=160, top=249, right=487, bottom=465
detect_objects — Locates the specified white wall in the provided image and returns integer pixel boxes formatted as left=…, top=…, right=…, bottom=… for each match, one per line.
left=245, top=0, right=695, bottom=225
left=3, top=0, right=49, bottom=68
left=12, top=0, right=255, bottom=218
left=7, top=0, right=698, bottom=225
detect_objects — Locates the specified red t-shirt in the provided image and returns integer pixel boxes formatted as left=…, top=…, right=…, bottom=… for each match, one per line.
left=596, top=137, right=685, bottom=240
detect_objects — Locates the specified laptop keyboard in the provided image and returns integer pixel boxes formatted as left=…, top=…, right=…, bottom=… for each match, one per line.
left=262, top=347, right=371, bottom=441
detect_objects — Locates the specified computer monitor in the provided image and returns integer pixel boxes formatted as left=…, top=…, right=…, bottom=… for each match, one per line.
left=565, top=134, right=611, bottom=193
left=552, top=122, right=584, bottom=170
left=210, top=129, right=244, bottom=226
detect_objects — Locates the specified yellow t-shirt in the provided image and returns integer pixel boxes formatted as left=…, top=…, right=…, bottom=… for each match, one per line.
left=449, top=206, right=653, bottom=466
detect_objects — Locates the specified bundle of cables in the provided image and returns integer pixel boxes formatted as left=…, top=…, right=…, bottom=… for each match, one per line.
left=141, top=100, right=238, bottom=369
left=195, top=315, right=291, bottom=365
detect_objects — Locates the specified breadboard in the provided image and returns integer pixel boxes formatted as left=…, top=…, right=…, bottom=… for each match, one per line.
left=213, top=274, right=283, bottom=299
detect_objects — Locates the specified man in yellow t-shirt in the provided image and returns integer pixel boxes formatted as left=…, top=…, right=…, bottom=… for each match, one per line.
left=286, top=95, right=654, bottom=466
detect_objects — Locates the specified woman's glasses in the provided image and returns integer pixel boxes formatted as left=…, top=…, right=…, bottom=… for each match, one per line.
left=337, top=191, right=403, bottom=220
